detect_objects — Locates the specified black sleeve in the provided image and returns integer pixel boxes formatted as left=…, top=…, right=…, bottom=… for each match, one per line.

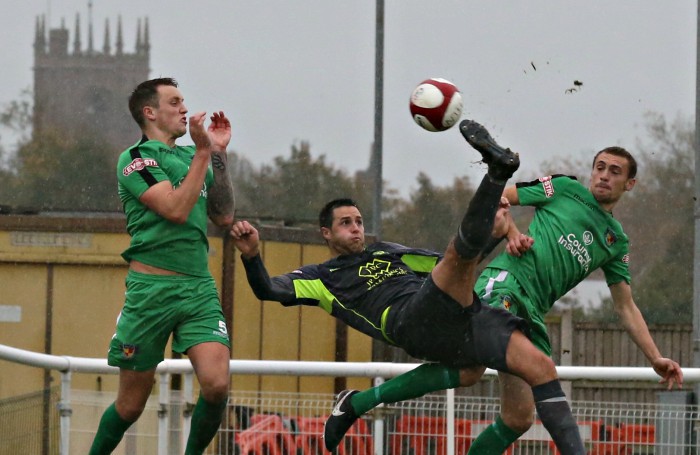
left=240, top=254, right=298, bottom=305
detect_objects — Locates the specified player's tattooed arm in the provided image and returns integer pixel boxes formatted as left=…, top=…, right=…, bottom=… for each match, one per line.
left=207, top=150, right=235, bottom=228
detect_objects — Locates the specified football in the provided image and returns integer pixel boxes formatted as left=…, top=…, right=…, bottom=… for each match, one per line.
left=409, top=78, right=463, bottom=132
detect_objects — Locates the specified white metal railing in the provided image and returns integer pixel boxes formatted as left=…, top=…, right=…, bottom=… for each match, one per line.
left=1, top=343, right=698, bottom=455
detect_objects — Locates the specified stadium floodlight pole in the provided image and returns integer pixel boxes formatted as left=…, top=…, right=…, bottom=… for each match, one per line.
left=372, top=0, right=384, bottom=239
left=693, top=0, right=700, bottom=403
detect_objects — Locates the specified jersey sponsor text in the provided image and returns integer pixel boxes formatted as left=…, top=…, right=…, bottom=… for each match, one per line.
left=123, top=158, right=159, bottom=176
left=557, top=233, right=592, bottom=272
left=538, top=176, right=554, bottom=198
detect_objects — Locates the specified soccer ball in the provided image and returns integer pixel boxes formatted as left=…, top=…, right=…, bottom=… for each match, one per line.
left=409, top=78, right=463, bottom=132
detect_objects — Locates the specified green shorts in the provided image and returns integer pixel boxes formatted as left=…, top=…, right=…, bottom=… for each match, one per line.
left=108, top=271, right=231, bottom=371
left=475, top=267, right=551, bottom=356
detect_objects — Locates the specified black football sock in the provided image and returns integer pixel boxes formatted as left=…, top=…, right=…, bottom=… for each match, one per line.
left=532, top=380, right=585, bottom=455
left=454, top=175, right=506, bottom=259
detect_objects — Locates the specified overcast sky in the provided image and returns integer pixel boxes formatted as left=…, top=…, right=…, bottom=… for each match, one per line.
left=0, top=1, right=696, bottom=196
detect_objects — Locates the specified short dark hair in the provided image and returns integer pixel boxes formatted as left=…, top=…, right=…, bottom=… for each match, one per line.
left=128, top=77, right=179, bottom=128
left=319, top=198, right=359, bottom=229
left=592, top=146, right=637, bottom=179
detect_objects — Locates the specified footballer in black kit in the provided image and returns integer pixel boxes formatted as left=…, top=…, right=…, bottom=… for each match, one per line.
left=231, top=119, right=587, bottom=455
left=241, top=240, right=527, bottom=372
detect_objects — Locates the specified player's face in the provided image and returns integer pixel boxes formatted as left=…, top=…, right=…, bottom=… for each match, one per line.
left=323, top=206, right=365, bottom=256
left=589, top=152, right=636, bottom=209
left=153, top=85, right=188, bottom=139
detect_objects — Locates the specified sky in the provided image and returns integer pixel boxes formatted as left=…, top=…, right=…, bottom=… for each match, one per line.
left=0, top=1, right=696, bottom=197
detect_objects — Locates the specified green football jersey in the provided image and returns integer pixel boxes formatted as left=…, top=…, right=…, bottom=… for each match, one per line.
left=117, top=137, right=214, bottom=277
left=485, top=174, right=631, bottom=315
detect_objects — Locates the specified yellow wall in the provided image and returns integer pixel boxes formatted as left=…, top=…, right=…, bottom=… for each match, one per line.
left=0, top=263, right=47, bottom=397
left=0, top=217, right=372, bottom=400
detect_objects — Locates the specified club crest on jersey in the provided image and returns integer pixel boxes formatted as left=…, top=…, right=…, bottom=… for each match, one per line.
left=538, top=176, right=555, bottom=198
left=359, top=258, right=409, bottom=290
left=123, top=158, right=159, bottom=176
left=121, top=344, right=137, bottom=359
left=501, top=295, right=513, bottom=311
left=359, top=259, right=391, bottom=280
left=605, top=227, right=617, bottom=246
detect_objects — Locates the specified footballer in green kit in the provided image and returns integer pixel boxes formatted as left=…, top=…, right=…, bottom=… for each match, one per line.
left=90, top=78, right=235, bottom=455
left=466, top=148, right=681, bottom=454
left=477, top=173, right=631, bottom=355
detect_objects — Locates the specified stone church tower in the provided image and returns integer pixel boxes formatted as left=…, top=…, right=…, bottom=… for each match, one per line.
left=33, top=12, right=150, bottom=151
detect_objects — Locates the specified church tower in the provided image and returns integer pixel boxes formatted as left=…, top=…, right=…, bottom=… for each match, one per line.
left=33, top=9, right=150, bottom=151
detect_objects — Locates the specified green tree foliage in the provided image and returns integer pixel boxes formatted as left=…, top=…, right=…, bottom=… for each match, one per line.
left=230, top=141, right=376, bottom=228
left=382, top=172, right=475, bottom=251
left=0, top=90, right=32, bottom=145
left=0, top=90, right=32, bottom=209
left=0, top=90, right=120, bottom=211
left=11, top=129, right=121, bottom=211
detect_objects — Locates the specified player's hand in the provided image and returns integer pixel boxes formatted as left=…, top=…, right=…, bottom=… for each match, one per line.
left=501, top=198, right=534, bottom=256
left=230, top=220, right=260, bottom=258
left=189, top=112, right=211, bottom=151
left=652, top=357, right=683, bottom=390
left=208, top=111, right=232, bottom=151
left=505, top=233, right=534, bottom=257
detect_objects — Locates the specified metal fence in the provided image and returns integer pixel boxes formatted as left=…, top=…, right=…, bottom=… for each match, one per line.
left=0, top=387, right=60, bottom=455
left=60, top=389, right=696, bottom=454
left=1, top=344, right=699, bottom=455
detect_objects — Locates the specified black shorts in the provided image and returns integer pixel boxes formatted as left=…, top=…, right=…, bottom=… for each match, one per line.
left=387, top=276, right=529, bottom=372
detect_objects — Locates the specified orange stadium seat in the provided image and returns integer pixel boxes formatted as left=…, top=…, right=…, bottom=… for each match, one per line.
left=391, top=416, right=491, bottom=455
left=391, top=415, right=447, bottom=455
left=235, top=414, right=297, bottom=455
left=292, top=416, right=325, bottom=455
left=619, top=423, right=655, bottom=445
left=292, top=415, right=372, bottom=455
left=340, top=415, right=373, bottom=455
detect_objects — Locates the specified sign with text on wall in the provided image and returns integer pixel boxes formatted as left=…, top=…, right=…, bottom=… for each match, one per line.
left=10, top=232, right=93, bottom=248
left=0, top=305, right=21, bottom=323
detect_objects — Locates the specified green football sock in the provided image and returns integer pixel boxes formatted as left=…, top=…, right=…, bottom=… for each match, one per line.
left=467, top=415, right=522, bottom=454
left=184, top=394, right=228, bottom=455
left=350, top=363, right=461, bottom=415
left=89, top=402, right=134, bottom=455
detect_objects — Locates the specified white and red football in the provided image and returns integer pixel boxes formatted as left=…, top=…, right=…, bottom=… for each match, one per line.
left=409, top=78, right=463, bottom=132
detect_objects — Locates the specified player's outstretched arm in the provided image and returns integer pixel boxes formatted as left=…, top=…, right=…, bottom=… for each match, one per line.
left=609, top=281, right=684, bottom=389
